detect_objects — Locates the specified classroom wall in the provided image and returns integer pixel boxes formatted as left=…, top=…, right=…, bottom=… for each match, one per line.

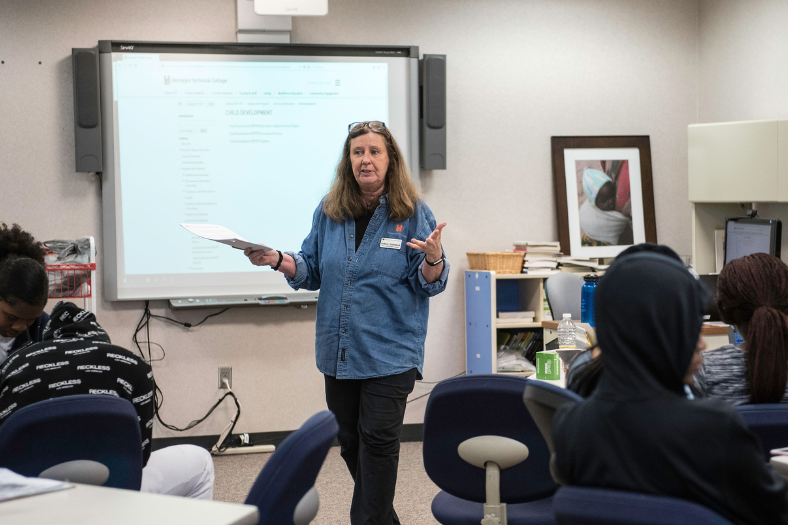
left=0, top=0, right=699, bottom=438
left=698, top=0, right=788, bottom=123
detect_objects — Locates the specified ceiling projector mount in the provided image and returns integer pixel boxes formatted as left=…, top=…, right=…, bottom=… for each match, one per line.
left=237, top=0, right=328, bottom=43
left=254, top=0, right=327, bottom=16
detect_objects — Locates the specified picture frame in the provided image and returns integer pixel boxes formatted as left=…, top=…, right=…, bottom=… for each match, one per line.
left=551, top=136, right=657, bottom=258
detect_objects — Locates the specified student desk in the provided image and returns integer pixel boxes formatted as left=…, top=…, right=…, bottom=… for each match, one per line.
left=0, top=483, right=259, bottom=525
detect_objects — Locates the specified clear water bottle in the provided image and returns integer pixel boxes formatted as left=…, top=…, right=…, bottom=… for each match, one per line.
left=558, top=313, right=576, bottom=349
left=581, top=274, right=599, bottom=327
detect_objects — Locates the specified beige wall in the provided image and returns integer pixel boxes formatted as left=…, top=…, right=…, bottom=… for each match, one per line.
left=698, top=0, right=788, bottom=123
left=1, top=0, right=699, bottom=437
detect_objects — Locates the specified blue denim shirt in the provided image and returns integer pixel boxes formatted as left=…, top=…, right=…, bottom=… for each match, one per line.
left=285, top=195, right=449, bottom=380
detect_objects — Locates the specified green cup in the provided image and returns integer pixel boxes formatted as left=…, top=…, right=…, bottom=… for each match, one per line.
left=535, top=351, right=560, bottom=380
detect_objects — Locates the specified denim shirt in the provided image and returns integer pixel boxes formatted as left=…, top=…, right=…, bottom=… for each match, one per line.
left=285, top=195, right=449, bottom=380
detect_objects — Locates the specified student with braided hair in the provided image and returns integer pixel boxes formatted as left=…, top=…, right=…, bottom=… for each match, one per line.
left=0, top=223, right=50, bottom=362
left=693, top=252, right=788, bottom=405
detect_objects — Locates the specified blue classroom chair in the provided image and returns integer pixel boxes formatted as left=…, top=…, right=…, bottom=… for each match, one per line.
left=736, top=403, right=788, bottom=461
left=522, top=380, right=583, bottom=455
left=423, top=375, right=557, bottom=525
left=0, top=394, right=143, bottom=489
left=553, top=486, right=734, bottom=525
left=244, top=410, right=338, bottom=525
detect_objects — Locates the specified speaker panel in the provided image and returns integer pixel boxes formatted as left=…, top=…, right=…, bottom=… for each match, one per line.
left=420, top=54, right=446, bottom=170
left=72, top=48, right=103, bottom=172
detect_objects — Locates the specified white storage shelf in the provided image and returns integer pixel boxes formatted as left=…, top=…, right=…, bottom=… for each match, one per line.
left=465, top=270, right=556, bottom=375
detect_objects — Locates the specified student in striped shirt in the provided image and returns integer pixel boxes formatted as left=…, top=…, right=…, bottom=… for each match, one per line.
left=693, top=253, right=788, bottom=405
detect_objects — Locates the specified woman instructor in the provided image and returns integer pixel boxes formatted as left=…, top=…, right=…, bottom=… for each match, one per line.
left=246, top=121, right=449, bottom=524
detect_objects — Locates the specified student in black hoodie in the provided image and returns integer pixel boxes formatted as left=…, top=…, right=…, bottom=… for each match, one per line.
left=0, top=301, right=214, bottom=499
left=553, top=252, right=788, bottom=525
left=564, top=243, right=686, bottom=397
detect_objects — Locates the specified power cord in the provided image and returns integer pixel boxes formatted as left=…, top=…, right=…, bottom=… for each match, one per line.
left=415, top=371, right=466, bottom=384
left=407, top=371, right=466, bottom=404
left=133, top=301, right=238, bottom=444
left=148, top=308, right=230, bottom=328
left=133, top=301, right=461, bottom=438
left=211, top=377, right=243, bottom=453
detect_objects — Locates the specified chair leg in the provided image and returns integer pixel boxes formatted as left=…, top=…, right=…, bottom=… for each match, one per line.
left=481, top=503, right=507, bottom=525
left=481, top=462, right=507, bottom=525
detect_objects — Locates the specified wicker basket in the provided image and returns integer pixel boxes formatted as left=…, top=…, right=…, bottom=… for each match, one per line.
left=466, top=252, right=524, bottom=274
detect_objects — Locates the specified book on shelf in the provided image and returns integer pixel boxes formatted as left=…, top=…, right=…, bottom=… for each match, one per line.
left=521, top=268, right=555, bottom=275
left=513, top=240, right=560, bottom=247
left=508, top=331, right=534, bottom=350
left=512, top=240, right=561, bottom=252
left=558, top=257, right=609, bottom=271
left=498, top=329, right=544, bottom=363
left=524, top=331, right=544, bottom=362
left=523, top=252, right=562, bottom=260
left=543, top=296, right=553, bottom=321
left=498, top=310, right=536, bottom=319
left=523, top=260, right=559, bottom=269
left=497, top=332, right=512, bottom=348
left=498, top=317, right=535, bottom=324
left=557, top=265, right=593, bottom=274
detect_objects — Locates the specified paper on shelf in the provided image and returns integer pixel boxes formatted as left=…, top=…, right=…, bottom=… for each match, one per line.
left=0, top=468, right=72, bottom=503
left=715, top=229, right=725, bottom=273
left=558, top=257, right=610, bottom=270
left=180, top=224, right=273, bottom=253
left=498, top=311, right=536, bottom=319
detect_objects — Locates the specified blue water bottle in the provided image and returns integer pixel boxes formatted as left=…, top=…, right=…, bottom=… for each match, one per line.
left=581, top=274, right=600, bottom=327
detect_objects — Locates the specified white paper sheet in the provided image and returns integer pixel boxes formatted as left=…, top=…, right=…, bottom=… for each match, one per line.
left=180, top=224, right=273, bottom=253
left=0, top=468, right=72, bottom=503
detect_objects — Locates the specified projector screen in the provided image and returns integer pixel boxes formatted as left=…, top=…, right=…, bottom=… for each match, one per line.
left=99, top=41, right=419, bottom=304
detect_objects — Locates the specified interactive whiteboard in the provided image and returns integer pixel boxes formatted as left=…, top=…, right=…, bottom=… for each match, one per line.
left=99, top=41, right=419, bottom=304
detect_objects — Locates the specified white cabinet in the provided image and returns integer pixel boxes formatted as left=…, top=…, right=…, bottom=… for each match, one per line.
left=688, top=120, right=788, bottom=202
left=688, top=120, right=788, bottom=273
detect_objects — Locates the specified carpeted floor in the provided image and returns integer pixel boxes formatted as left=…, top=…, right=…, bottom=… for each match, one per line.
left=213, top=441, right=441, bottom=524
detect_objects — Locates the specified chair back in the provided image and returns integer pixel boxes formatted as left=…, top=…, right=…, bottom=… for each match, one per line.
left=553, top=486, right=734, bottom=524
left=523, top=381, right=583, bottom=454
left=423, top=375, right=557, bottom=504
left=245, top=410, right=338, bottom=525
left=0, top=394, right=143, bottom=489
left=736, top=403, right=788, bottom=461
left=545, top=273, right=584, bottom=320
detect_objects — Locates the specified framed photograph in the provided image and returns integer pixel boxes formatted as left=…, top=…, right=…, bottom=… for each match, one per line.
left=551, top=136, right=657, bottom=258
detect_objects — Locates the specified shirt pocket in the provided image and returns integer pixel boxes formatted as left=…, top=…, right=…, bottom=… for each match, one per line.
left=371, top=234, right=408, bottom=281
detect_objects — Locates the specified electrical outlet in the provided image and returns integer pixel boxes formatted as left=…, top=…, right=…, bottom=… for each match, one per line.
left=218, top=367, right=232, bottom=389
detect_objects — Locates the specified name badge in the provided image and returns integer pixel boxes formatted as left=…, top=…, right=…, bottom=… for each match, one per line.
left=380, top=238, right=402, bottom=250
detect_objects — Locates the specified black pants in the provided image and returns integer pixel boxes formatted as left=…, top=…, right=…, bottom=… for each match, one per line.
left=324, top=368, right=418, bottom=525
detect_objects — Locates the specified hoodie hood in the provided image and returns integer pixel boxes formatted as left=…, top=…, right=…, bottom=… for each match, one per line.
left=41, top=301, right=111, bottom=343
left=594, top=252, right=710, bottom=400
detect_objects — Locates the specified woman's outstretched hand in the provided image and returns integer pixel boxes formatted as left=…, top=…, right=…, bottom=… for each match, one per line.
left=407, top=222, right=447, bottom=263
